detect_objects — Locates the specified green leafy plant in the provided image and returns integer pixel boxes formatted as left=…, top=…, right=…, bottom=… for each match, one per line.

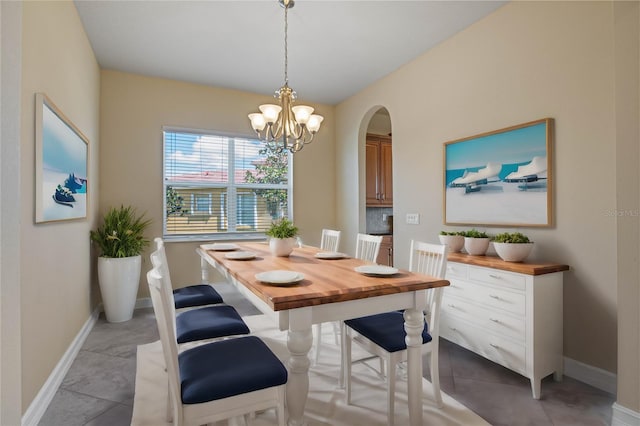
left=265, top=217, right=298, bottom=239
left=462, top=229, right=490, bottom=238
left=166, top=186, right=189, bottom=217
left=245, top=146, right=288, bottom=218
left=493, top=232, right=531, bottom=243
left=90, top=206, right=152, bottom=258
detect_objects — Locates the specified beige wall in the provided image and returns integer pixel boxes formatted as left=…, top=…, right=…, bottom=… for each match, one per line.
left=20, top=0, right=100, bottom=412
left=99, top=70, right=336, bottom=296
left=614, top=0, right=640, bottom=413
left=337, top=0, right=622, bottom=378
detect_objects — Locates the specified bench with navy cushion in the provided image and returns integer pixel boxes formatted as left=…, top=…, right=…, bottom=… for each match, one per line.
left=173, top=284, right=224, bottom=309
left=344, top=311, right=431, bottom=353
left=180, top=336, right=288, bottom=404
left=176, top=304, right=249, bottom=344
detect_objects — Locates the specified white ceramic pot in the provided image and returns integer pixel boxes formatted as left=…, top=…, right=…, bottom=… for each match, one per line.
left=493, top=242, right=534, bottom=262
left=269, top=237, right=297, bottom=257
left=464, top=237, right=490, bottom=256
left=97, top=255, right=141, bottom=323
left=438, top=235, right=464, bottom=253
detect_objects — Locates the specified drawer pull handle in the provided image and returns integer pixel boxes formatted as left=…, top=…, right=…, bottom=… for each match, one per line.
left=490, top=318, right=501, bottom=323
left=489, top=294, right=502, bottom=300
left=489, top=274, right=502, bottom=279
left=490, top=343, right=500, bottom=349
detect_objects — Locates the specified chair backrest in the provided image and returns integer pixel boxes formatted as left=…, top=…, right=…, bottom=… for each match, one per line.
left=320, top=229, right=341, bottom=252
left=146, top=262, right=184, bottom=420
left=355, top=233, right=383, bottom=262
left=409, top=240, right=447, bottom=339
left=149, top=247, right=178, bottom=336
left=153, top=237, right=174, bottom=288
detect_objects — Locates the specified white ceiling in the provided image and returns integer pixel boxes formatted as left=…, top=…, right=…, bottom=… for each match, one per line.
left=74, top=0, right=506, bottom=105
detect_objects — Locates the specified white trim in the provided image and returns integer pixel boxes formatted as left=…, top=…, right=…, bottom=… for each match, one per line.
left=563, top=356, right=617, bottom=395
left=21, top=307, right=100, bottom=426
left=612, top=402, right=640, bottom=426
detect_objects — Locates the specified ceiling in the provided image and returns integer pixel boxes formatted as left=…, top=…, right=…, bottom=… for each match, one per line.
left=74, top=1, right=506, bottom=106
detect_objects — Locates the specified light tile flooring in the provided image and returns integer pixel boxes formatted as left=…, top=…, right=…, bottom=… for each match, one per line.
left=39, top=283, right=614, bottom=426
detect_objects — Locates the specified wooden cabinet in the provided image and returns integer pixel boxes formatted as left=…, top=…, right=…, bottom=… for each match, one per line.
left=440, top=253, right=569, bottom=399
left=366, top=134, right=392, bottom=206
left=376, top=235, right=393, bottom=266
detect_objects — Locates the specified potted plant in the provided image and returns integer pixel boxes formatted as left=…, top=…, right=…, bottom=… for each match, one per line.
left=438, top=231, right=464, bottom=253
left=492, top=232, right=534, bottom=262
left=462, top=229, right=491, bottom=255
left=266, top=217, right=299, bottom=257
left=90, top=205, right=151, bottom=322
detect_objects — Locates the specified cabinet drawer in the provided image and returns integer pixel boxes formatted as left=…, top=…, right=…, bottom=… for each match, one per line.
left=441, top=314, right=526, bottom=376
left=445, top=263, right=468, bottom=280
left=444, top=278, right=525, bottom=316
left=469, top=266, right=526, bottom=291
left=442, top=294, right=525, bottom=341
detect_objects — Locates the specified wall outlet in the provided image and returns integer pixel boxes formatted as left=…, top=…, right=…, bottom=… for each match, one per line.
left=406, top=213, right=420, bottom=225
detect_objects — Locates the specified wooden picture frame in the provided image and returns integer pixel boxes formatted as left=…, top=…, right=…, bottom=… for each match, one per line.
left=443, top=118, right=553, bottom=227
left=35, top=93, right=89, bottom=223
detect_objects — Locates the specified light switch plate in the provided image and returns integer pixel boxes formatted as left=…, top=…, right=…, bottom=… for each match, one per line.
left=406, top=213, right=420, bottom=225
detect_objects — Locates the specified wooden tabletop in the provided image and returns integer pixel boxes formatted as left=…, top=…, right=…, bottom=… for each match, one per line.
left=447, top=252, right=570, bottom=275
left=203, top=242, right=449, bottom=311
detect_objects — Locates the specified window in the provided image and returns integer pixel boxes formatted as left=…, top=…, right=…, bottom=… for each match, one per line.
left=163, top=129, right=291, bottom=240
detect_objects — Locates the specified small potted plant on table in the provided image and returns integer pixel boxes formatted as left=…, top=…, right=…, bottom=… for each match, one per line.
left=462, top=229, right=491, bottom=255
left=266, top=217, right=299, bottom=257
left=492, top=232, right=534, bottom=262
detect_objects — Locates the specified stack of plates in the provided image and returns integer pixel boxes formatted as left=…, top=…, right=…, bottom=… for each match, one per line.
left=314, top=252, right=348, bottom=259
left=255, top=270, right=305, bottom=286
left=354, top=265, right=399, bottom=277
left=200, top=243, right=239, bottom=251
left=225, top=251, right=256, bottom=260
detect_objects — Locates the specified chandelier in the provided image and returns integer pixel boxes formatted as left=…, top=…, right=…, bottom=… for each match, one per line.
left=248, top=0, right=323, bottom=153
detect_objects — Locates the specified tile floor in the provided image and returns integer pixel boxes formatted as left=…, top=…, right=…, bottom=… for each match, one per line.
left=39, top=283, right=615, bottom=426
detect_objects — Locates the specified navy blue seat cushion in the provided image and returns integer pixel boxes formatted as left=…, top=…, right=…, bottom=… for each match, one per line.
left=344, top=311, right=431, bottom=353
left=173, top=285, right=224, bottom=309
left=176, top=305, right=250, bottom=344
left=179, top=336, right=288, bottom=404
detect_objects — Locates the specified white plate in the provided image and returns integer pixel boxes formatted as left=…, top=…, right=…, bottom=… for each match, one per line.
left=354, top=265, right=399, bottom=276
left=225, top=251, right=256, bottom=260
left=314, top=251, right=348, bottom=259
left=200, top=243, right=239, bottom=251
left=255, top=270, right=305, bottom=285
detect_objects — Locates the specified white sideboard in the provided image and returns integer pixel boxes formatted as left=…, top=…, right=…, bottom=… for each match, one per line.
left=440, top=253, right=569, bottom=399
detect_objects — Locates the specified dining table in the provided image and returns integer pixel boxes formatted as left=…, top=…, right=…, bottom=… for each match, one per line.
left=197, top=241, right=449, bottom=426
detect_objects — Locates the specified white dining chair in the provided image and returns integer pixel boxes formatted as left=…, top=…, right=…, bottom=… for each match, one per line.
left=314, top=229, right=342, bottom=363
left=146, top=265, right=287, bottom=426
left=154, top=238, right=224, bottom=309
left=343, top=240, right=447, bottom=425
left=355, top=233, right=383, bottom=262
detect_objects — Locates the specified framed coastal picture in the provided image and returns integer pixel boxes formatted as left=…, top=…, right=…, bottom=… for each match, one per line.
left=35, top=93, right=89, bottom=223
left=443, top=118, right=553, bottom=227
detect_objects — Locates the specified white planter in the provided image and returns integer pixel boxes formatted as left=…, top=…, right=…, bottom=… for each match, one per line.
left=464, top=237, right=490, bottom=256
left=269, top=237, right=297, bottom=257
left=97, top=255, right=141, bottom=323
left=493, top=242, right=534, bottom=262
left=438, top=235, right=464, bottom=253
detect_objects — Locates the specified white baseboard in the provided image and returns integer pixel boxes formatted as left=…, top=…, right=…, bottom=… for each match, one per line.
left=612, top=402, right=640, bottom=426
left=22, top=307, right=100, bottom=426
left=563, top=356, right=617, bottom=395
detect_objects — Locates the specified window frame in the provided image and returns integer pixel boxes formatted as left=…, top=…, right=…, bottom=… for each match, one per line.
left=162, top=126, right=294, bottom=242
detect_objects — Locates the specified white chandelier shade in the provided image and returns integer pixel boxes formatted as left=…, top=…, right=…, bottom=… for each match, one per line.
left=247, top=0, right=323, bottom=153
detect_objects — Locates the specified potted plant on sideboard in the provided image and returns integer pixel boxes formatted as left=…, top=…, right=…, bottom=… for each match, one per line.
left=266, top=217, right=299, bottom=257
left=90, top=205, right=151, bottom=322
left=438, top=231, right=465, bottom=253
left=462, top=229, right=491, bottom=255
left=492, top=232, right=534, bottom=262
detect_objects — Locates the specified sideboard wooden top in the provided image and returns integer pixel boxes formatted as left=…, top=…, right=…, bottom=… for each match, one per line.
left=447, top=252, right=570, bottom=276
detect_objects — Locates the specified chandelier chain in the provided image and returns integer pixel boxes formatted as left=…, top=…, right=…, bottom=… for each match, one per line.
left=284, top=3, right=288, bottom=86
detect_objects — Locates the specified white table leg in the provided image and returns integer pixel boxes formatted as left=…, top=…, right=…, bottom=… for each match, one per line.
left=404, top=308, right=424, bottom=425
left=286, top=308, right=313, bottom=426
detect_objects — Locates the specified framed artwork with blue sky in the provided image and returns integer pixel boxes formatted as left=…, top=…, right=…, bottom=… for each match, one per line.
left=443, top=118, right=553, bottom=227
left=35, top=93, right=89, bottom=223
